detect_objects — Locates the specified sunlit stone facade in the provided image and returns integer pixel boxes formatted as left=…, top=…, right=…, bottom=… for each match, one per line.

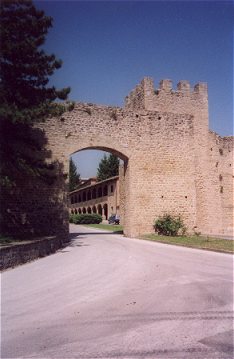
left=69, top=176, right=120, bottom=221
left=34, top=77, right=233, bottom=238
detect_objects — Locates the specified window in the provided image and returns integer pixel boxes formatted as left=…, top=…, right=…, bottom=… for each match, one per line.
left=98, top=187, right=102, bottom=198
left=103, top=185, right=108, bottom=196
left=92, top=188, right=96, bottom=199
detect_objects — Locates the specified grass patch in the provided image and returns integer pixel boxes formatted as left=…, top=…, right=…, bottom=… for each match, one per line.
left=83, top=223, right=123, bottom=233
left=0, top=236, right=15, bottom=246
left=0, top=236, right=35, bottom=247
left=141, top=234, right=233, bottom=253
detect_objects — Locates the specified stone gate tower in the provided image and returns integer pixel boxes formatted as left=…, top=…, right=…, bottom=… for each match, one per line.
left=37, top=77, right=233, bottom=238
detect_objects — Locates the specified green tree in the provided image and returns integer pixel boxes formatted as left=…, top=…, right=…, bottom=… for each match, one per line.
left=0, top=0, right=73, bottom=236
left=0, top=0, right=72, bottom=188
left=69, top=158, right=81, bottom=191
left=96, top=153, right=119, bottom=181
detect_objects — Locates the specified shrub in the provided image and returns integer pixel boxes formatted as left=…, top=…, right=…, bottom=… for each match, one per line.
left=154, top=214, right=186, bottom=236
left=71, top=213, right=102, bottom=224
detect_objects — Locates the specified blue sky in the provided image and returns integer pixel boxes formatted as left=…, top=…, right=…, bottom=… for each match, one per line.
left=35, top=0, right=233, bottom=177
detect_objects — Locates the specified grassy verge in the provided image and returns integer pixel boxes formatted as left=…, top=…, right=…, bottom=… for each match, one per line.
left=141, top=234, right=233, bottom=253
left=0, top=236, right=15, bottom=247
left=83, top=223, right=123, bottom=233
left=0, top=235, right=35, bottom=247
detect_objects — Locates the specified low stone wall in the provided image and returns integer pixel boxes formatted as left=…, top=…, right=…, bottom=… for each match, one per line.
left=0, top=236, right=68, bottom=271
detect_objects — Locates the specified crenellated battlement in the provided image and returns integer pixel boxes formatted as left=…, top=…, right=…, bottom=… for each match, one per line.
left=157, top=78, right=207, bottom=95
left=125, top=77, right=208, bottom=112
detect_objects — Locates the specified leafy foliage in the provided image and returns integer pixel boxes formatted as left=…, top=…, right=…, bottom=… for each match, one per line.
left=69, top=158, right=81, bottom=191
left=154, top=214, right=186, bottom=236
left=0, top=0, right=72, bottom=188
left=70, top=213, right=102, bottom=224
left=0, top=0, right=73, bottom=237
left=96, top=153, right=119, bottom=181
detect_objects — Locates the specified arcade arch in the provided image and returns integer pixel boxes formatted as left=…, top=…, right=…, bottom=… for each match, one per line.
left=97, top=204, right=103, bottom=216
left=103, top=203, right=108, bottom=220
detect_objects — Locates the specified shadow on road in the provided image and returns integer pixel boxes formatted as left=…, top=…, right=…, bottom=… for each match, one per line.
left=69, top=231, right=123, bottom=238
left=60, top=230, right=124, bottom=251
left=69, top=240, right=89, bottom=247
left=62, top=237, right=90, bottom=248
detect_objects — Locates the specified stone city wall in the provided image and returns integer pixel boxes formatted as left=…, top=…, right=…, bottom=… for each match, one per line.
left=207, top=133, right=233, bottom=236
left=31, top=76, right=233, bottom=238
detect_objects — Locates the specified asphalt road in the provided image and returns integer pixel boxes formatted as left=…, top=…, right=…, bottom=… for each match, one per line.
left=1, top=224, right=233, bottom=359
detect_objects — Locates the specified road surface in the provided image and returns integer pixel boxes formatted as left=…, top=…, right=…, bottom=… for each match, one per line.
left=1, top=224, right=233, bottom=358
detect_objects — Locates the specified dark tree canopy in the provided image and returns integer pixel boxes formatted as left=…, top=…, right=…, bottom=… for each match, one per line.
left=69, top=158, right=81, bottom=192
left=0, top=0, right=72, bottom=188
left=96, top=153, right=119, bottom=181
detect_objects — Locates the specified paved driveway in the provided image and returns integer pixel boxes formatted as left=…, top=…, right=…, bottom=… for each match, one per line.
left=1, top=224, right=233, bottom=358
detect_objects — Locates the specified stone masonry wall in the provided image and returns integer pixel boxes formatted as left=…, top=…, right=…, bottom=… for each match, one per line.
left=0, top=236, right=65, bottom=271
left=207, top=133, right=233, bottom=236
left=33, top=77, right=233, bottom=238
left=125, top=77, right=210, bottom=233
left=119, top=163, right=126, bottom=227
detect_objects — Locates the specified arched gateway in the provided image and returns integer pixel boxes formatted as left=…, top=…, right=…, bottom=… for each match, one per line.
left=38, top=77, right=233, bottom=238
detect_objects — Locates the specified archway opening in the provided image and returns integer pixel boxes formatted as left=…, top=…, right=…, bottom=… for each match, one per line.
left=97, top=204, right=102, bottom=216
left=103, top=203, right=108, bottom=220
left=69, top=147, right=128, bottom=233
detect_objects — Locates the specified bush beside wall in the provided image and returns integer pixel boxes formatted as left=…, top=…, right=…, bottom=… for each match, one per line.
left=69, top=213, right=102, bottom=224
